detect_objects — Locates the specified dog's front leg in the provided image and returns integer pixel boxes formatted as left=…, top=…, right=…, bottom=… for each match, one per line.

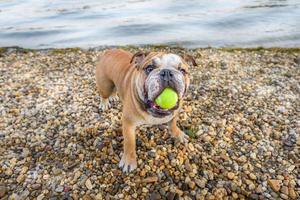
left=118, top=118, right=137, bottom=173
left=169, top=115, right=189, bottom=144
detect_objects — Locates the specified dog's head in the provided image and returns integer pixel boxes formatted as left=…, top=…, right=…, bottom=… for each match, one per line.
left=131, top=51, right=196, bottom=117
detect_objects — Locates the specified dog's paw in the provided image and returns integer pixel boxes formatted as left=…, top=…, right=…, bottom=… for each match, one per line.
left=99, top=99, right=111, bottom=111
left=172, top=130, right=189, bottom=144
left=178, top=132, right=189, bottom=144
left=118, top=154, right=137, bottom=173
left=109, top=94, right=119, bottom=102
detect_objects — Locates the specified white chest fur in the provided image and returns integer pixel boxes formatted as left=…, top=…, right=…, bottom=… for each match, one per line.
left=137, top=114, right=174, bottom=126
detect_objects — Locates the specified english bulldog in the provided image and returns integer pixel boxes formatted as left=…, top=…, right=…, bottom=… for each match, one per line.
left=95, top=49, right=196, bottom=172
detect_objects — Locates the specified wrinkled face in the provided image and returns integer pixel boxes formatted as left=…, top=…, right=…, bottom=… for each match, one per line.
left=134, top=53, right=191, bottom=117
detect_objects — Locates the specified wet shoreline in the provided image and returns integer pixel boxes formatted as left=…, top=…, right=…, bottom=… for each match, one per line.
left=1, top=45, right=300, bottom=55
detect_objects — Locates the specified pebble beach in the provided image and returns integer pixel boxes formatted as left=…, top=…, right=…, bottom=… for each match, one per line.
left=0, top=47, right=299, bottom=200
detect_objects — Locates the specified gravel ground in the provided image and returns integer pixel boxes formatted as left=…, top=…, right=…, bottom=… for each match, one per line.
left=0, top=47, right=299, bottom=200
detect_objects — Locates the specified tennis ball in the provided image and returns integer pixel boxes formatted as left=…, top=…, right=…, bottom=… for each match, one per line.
left=155, top=88, right=178, bottom=109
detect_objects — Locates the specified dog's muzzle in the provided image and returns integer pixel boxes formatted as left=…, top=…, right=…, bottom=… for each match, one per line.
left=141, top=69, right=186, bottom=118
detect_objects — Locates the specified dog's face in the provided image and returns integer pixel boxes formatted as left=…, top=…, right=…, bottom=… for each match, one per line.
left=132, top=52, right=196, bottom=117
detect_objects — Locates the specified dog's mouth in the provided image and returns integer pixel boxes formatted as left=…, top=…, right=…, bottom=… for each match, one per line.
left=143, top=86, right=180, bottom=118
left=145, top=99, right=179, bottom=117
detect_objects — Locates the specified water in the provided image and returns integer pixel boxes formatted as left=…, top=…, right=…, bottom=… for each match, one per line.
left=0, top=0, right=299, bottom=49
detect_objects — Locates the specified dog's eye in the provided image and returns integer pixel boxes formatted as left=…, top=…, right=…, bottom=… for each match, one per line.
left=145, top=65, right=154, bottom=74
left=179, top=68, right=187, bottom=74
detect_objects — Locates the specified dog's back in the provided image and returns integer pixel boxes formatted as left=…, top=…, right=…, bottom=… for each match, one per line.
left=95, top=49, right=133, bottom=104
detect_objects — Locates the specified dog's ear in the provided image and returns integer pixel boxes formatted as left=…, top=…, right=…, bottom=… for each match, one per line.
left=181, top=54, right=197, bottom=66
left=130, top=51, right=149, bottom=68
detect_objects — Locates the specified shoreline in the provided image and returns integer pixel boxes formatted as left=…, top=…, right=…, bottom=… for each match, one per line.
left=1, top=45, right=300, bottom=55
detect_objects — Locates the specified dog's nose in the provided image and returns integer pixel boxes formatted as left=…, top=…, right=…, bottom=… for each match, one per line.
left=159, top=69, right=173, bottom=81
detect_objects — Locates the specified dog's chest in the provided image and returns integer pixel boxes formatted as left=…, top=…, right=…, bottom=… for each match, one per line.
left=139, top=114, right=174, bottom=126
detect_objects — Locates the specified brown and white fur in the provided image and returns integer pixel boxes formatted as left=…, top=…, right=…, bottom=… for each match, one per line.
left=95, top=49, right=196, bottom=172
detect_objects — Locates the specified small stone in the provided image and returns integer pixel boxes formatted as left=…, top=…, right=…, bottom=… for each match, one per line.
left=0, top=186, right=7, bottom=198
left=37, top=194, right=44, bottom=200
left=10, top=193, right=20, bottom=200
left=184, top=161, right=193, bottom=172
left=289, top=187, right=297, bottom=199
left=249, top=183, right=256, bottom=190
left=85, top=178, right=93, bottom=190
left=142, top=187, right=149, bottom=193
left=10, top=158, right=17, bottom=166
left=188, top=143, right=195, bottom=151
left=73, top=171, right=81, bottom=182
left=287, top=165, right=295, bottom=172
left=188, top=181, right=196, bottom=189
left=17, top=174, right=25, bottom=183
left=20, top=190, right=29, bottom=199
left=32, top=184, right=41, bottom=190
left=249, top=173, right=256, bottom=180
left=238, top=155, right=247, bottom=163
left=196, top=178, right=206, bottom=188
left=268, top=179, right=281, bottom=192
left=72, top=193, right=79, bottom=200
left=82, top=194, right=92, bottom=200
left=232, top=192, right=238, bottom=199
left=256, top=185, right=264, bottom=194
left=280, top=193, right=289, bottom=200
left=294, top=56, right=300, bottom=64
left=282, top=132, right=297, bottom=148
left=271, top=191, right=279, bottom=198
left=21, top=166, right=29, bottom=174
left=289, top=180, right=296, bottom=187
left=226, top=126, right=233, bottom=134
left=168, top=153, right=175, bottom=160
left=167, top=192, right=176, bottom=200
left=181, top=183, right=188, bottom=191
left=43, top=174, right=50, bottom=180
left=277, top=175, right=284, bottom=180
left=159, top=188, right=166, bottom=196
left=5, top=168, right=13, bottom=176
left=249, top=194, right=259, bottom=200
left=148, top=150, right=156, bottom=158
left=111, top=169, right=120, bottom=176
left=203, top=135, right=212, bottom=142
left=53, top=168, right=62, bottom=176
left=64, top=185, right=71, bottom=193
left=227, top=172, right=235, bottom=180
left=149, top=192, right=160, bottom=200
left=142, top=176, right=158, bottom=183
left=95, top=193, right=103, bottom=200
left=175, top=188, right=183, bottom=196
left=132, top=193, right=138, bottom=198
left=250, top=152, right=256, bottom=159
left=281, top=186, right=289, bottom=195
left=55, top=185, right=64, bottom=193
left=140, top=169, right=146, bottom=177
left=213, top=188, right=226, bottom=198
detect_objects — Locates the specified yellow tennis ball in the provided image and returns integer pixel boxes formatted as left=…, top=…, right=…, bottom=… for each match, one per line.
left=155, top=88, right=178, bottom=109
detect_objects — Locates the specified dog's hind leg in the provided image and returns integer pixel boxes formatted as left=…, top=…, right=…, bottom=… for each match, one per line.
left=96, top=74, right=115, bottom=111
left=99, top=98, right=111, bottom=111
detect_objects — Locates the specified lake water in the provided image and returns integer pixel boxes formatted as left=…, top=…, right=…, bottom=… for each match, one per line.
left=0, top=0, right=299, bottom=49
